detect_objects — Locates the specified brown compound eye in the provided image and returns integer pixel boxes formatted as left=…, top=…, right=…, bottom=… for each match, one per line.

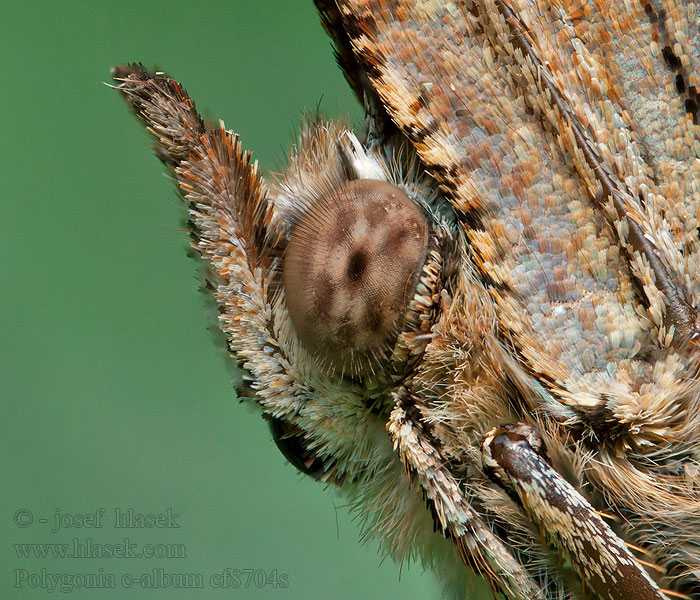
left=283, top=179, right=429, bottom=377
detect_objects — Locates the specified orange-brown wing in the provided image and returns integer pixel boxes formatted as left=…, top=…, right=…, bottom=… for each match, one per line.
left=335, top=0, right=700, bottom=443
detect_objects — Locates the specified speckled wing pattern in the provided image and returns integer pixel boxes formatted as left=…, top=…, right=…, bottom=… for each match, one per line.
left=336, top=0, right=700, bottom=440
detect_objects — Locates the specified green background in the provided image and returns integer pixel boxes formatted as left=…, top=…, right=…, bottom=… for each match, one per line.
left=0, top=2, right=474, bottom=599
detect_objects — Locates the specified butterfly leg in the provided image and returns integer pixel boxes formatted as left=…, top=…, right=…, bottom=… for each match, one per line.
left=389, top=389, right=545, bottom=600
left=482, top=423, right=669, bottom=600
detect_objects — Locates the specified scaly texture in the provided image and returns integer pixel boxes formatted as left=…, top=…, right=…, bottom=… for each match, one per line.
left=114, top=1, right=700, bottom=597
left=335, top=1, right=700, bottom=593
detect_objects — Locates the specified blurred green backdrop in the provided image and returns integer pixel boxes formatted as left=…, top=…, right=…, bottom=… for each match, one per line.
left=0, top=2, right=466, bottom=599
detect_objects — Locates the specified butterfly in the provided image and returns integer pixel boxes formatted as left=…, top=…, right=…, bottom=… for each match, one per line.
left=113, top=1, right=700, bottom=598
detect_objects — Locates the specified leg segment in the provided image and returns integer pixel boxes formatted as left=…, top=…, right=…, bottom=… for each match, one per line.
left=389, top=389, right=544, bottom=600
left=482, top=423, right=669, bottom=600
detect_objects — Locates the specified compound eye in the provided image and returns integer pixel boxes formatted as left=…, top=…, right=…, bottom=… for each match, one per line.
left=283, top=179, right=429, bottom=377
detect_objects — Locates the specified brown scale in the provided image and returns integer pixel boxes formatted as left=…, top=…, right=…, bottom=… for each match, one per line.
left=283, top=179, right=429, bottom=376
